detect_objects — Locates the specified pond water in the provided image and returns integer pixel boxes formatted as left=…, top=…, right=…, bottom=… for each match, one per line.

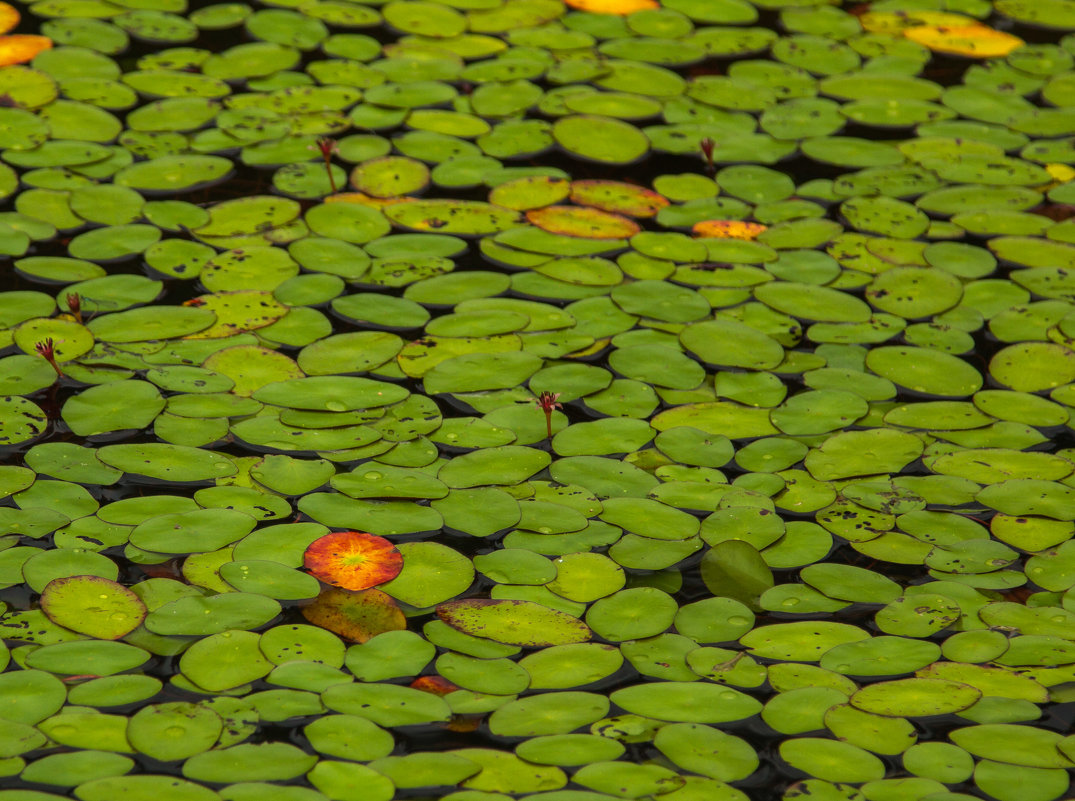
left=4, top=0, right=1075, bottom=800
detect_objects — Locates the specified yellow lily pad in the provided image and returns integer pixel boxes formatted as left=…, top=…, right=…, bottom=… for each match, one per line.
left=904, top=24, right=1024, bottom=58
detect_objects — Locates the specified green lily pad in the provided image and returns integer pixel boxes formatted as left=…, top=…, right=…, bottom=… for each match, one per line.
left=182, top=742, right=317, bottom=783
left=655, top=722, right=758, bottom=782
left=779, top=738, right=885, bottom=784
left=96, top=443, right=237, bottom=483
left=384, top=199, right=519, bottom=236
left=378, top=542, right=474, bottom=608
left=40, top=575, right=145, bottom=640
left=438, top=445, right=551, bottom=488
left=552, top=115, right=650, bottom=164
left=436, top=599, right=591, bottom=647
left=954, top=723, right=1073, bottom=768
left=27, top=640, right=149, bottom=676
left=611, top=682, right=762, bottom=724
left=126, top=702, right=224, bottom=762
left=741, top=621, right=871, bottom=662
left=488, top=691, right=609, bottom=737
left=852, top=677, right=981, bottom=717
left=179, top=630, right=274, bottom=692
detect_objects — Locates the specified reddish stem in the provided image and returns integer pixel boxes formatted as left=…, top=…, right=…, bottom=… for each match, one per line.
left=316, top=137, right=339, bottom=194
left=535, top=391, right=562, bottom=441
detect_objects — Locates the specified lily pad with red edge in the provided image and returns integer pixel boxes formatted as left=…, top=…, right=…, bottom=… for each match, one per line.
left=304, top=530, right=403, bottom=591
left=39, top=575, right=146, bottom=640
left=527, top=206, right=641, bottom=239
left=183, top=291, right=288, bottom=339
left=436, top=599, right=592, bottom=647
left=569, top=180, right=670, bottom=218
left=301, top=587, right=406, bottom=643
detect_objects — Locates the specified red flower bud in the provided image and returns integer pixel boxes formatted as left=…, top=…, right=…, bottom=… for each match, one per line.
left=534, top=391, right=562, bottom=440
left=700, top=137, right=716, bottom=174
left=65, top=292, right=82, bottom=323
left=34, top=337, right=63, bottom=376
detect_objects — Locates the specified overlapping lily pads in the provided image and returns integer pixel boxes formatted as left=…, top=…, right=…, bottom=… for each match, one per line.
left=5, top=0, right=1075, bottom=799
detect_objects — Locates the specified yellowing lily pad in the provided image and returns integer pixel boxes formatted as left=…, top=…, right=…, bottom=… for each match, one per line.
left=40, top=575, right=146, bottom=640
left=302, top=587, right=406, bottom=643
left=692, top=220, right=767, bottom=240
left=437, top=599, right=592, bottom=647
left=564, top=0, right=657, bottom=12
left=860, top=10, right=975, bottom=33
left=0, top=2, right=18, bottom=34
left=303, top=531, right=403, bottom=591
left=526, top=206, right=640, bottom=239
left=569, top=180, right=669, bottom=218
left=904, top=24, right=1024, bottom=58
left=183, top=292, right=288, bottom=338
left=325, top=193, right=409, bottom=210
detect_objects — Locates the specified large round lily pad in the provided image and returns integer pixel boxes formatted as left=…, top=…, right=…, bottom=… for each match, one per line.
left=303, top=531, right=402, bottom=591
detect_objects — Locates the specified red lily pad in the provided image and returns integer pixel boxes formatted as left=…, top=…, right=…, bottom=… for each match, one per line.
left=304, top=530, right=403, bottom=591
left=301, top=587, right=406, bottom=643
left=411, top=676, right=460, bottom=696
left=569, top=180, right=670, bottom=218
left=411, top=675, right=481, bottom=732
left=526, top=206, right=640, bottom=239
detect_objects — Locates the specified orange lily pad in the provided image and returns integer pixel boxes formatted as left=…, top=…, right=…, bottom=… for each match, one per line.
left=410, top=676, right=480, bottom=732
left=903, top=24, right=1024, bottom=58
left=301, top=586, right=406, bottom=643
left=569, top=180, right=670, bottom=218
left=411, top=676, right=460, bottom=696
left=0, top=2, right=19, bottom=35
left=563, top=0, right=657, bottom=13
left=304, top=530, right=403, bottom=590
left=0, top=35, right=52, bottom=67
left=526, top=205, right=640, bottom=239
left=692, top=220, right=768, bottom=240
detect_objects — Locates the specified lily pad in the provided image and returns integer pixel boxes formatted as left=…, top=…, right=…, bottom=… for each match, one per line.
left=40, top=575, right=145, bottom=639
left=304, top=531, right=402, bottom=591
left=437, top=599, right=591, bottom=647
